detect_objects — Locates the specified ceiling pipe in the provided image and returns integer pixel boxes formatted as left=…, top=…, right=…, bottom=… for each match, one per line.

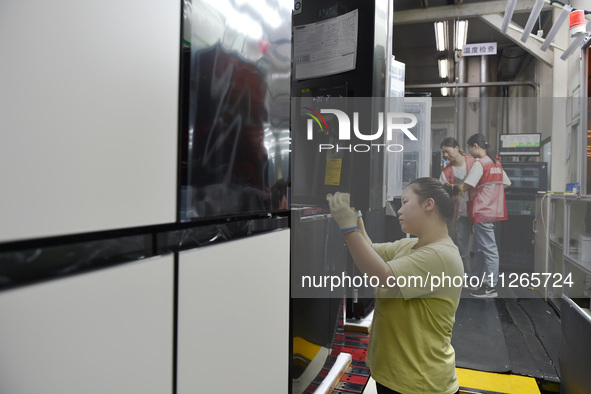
left=479, top=56, right=490, bottom=139
left=406, top=81, right=539, bottom=96
left=407, top=80, right=540, bottom=137
left=456, top=56, right=467, bottom=145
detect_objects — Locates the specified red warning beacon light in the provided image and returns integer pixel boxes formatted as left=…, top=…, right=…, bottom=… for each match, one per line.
left=569, top=9, right=586, bottom=38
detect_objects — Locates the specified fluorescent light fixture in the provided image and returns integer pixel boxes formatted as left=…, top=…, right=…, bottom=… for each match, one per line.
left=434, top=21, right=448, bottom=52
left=561, top=35, right=585, bottom=60
left=501, top=0, right=517, bottom=34
left=441, top=87, right=449, bottom=97
left=455, top=20, right=468, bottom=50
left=541, top=4, right=572, bottom=51
left=438, top=58, right=448, bottom=79
left=521, top=0, right=545, bottom=43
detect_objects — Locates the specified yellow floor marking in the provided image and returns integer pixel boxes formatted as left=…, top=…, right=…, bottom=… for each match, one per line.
left=456, top=368, right=540, bottom=394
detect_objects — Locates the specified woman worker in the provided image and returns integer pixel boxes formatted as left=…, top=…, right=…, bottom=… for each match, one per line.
left=455, top=134, right=511, bottom=298
left=440, top=137, right=476, bottom=276
left=327, top=177, right=463, bottom=394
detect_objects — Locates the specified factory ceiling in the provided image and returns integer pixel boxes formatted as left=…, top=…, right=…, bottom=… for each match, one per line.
left=392, top=0, right=555, bottom=96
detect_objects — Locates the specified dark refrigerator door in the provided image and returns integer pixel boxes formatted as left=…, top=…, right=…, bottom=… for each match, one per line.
left=291, top=210, right=347, bottom=393
left=179, top=0, right=292, bottom=221
left=290, top=0, right=391, bottom=212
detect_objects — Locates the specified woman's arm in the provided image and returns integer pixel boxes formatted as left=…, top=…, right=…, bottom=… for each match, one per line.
left=457, top=182, right=473, bottom=195
left=327, top=192, right=394, bottom=284
left=358, top=216, right=372, bottom=245
left=502, top=169, right=511, bottom=189
left=344, top=230, right=394, bottom=284
left=457, top=160, right=483, bottom=194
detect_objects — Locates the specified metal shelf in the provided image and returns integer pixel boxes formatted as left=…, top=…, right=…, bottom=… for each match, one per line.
left=564, top=253, right=591, bottom=275
left=536, top=193, right=591, bottom=308
left=564, top=193, right=591, bottom=202
left=549, top=239, right=563, bottom=250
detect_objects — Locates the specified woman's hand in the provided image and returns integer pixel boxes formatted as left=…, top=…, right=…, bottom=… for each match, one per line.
left=326, top=192, right=359, bottom=231
left=457, top=183, right=473, bottom=195
left=327, top=193, right=395, bottom=284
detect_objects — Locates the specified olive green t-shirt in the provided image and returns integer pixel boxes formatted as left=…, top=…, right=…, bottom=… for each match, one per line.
left=367, top=238, right=463, bottom=394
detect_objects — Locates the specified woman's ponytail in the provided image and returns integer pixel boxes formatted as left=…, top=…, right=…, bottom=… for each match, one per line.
left=467, top=134, right=496, bottom=163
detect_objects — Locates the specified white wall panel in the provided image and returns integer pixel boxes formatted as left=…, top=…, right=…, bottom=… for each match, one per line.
left=0, top=1, right=179, bottom=242
left=178, top=230, right=290, bottom=394
left=0, top=255, right=174, bottom=394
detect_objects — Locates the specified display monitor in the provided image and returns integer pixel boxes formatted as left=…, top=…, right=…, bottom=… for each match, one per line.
left=499, top=133, right=541, bottom=156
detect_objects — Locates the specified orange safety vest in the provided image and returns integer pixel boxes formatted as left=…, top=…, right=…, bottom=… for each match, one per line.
left=467, top=155, right=508, bottom=223
left=442, top=155, right=476, bottom=219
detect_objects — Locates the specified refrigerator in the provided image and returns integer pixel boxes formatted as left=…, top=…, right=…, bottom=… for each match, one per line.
left=178, top=0, right=294, bottom=392
left=290, top=1, right=394, bottom=392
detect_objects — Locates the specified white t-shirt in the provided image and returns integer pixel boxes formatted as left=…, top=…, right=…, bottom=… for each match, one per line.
left=439, top=161, right=469, bottom=217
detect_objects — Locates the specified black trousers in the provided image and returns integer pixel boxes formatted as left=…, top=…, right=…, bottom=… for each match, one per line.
left=376, top=381, right=460, bottom=394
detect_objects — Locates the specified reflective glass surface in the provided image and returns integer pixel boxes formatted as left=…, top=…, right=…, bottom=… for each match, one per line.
left=180, top=0, right=292, bottom=220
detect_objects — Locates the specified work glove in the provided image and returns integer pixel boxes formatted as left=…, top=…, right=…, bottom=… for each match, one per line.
left=326, top=192, right=359, bottom=231
left=445, top=183, right=461, bottom=196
